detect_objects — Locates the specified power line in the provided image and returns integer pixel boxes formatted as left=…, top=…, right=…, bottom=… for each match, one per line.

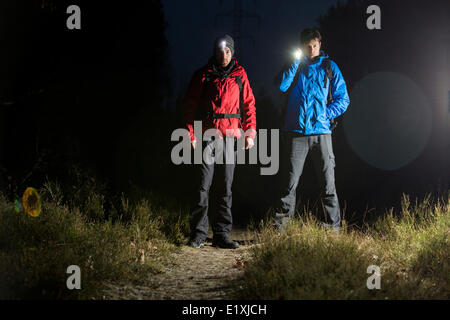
left=215, top=0, right=260, bottom=56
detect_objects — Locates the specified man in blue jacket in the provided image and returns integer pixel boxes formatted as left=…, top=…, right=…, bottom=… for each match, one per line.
left=274, top=28, right=350, bottom=232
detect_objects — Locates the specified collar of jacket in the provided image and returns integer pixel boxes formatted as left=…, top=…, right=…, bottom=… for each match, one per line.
left=208, top=57, right=239, bottom=78
left=301, top=51, right=329, bottom=66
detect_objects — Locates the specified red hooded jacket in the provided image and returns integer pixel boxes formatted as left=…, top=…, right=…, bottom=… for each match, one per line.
left=183, top=57, right=256, bottom=142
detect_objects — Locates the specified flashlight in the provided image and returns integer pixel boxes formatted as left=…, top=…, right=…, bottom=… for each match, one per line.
left=294, top=49, right=303, bottom=60
left=219, top=40, right=227, bottom=49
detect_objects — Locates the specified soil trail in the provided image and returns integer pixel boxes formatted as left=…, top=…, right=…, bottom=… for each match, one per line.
left=102, top=228, right=254, bottom=300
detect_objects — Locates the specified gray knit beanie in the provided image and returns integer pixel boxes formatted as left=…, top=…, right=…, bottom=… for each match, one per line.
left=213, top=34, right=235, bottom=56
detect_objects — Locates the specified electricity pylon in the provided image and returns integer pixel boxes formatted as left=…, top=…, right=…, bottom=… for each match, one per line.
left=215, top=0, right=260, bottom=56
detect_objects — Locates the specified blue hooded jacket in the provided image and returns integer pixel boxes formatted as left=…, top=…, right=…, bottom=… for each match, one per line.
left=280, top=52, right=350, bottom=135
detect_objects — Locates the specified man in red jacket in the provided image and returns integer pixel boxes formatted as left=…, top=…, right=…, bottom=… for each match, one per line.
left=183, top=34, right=256, bottom=249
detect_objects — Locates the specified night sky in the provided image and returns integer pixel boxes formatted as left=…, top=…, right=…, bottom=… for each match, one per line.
left=163, top=0, right=340, bottom=100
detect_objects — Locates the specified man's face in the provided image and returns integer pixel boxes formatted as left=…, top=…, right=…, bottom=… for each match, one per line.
left=302, top=38, right=321, bottom=59
left=215, top=45, right=232, bottom=67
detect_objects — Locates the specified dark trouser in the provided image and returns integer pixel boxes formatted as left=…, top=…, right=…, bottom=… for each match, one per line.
left=276, top=132, right=341, bottom=228
left=190, top=140, right=236, bottom=241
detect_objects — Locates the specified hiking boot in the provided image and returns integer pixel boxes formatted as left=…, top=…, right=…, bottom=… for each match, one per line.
left=188, top=238, right=205, bottom=249
left=322, top=222, right=340, bottom=234
left=272, top=214, right=292, bottom=234
left=212, top=236, right=239, bottom=249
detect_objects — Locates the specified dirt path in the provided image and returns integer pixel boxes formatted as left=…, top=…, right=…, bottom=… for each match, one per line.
left=101, top=228, right=254, bottom=300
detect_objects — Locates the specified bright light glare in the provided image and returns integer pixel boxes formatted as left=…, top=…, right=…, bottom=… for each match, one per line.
left=294, top=49, right=303, bottom=60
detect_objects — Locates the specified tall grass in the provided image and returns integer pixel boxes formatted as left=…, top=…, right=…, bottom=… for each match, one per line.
left=0, top=169, right=190, bottom=299
left=235, top=192, right=449, bottom=299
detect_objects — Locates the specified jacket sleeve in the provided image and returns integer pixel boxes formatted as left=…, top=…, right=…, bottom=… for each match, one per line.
left=326, top=61, right=350, bottom=119
left=241, top=71, right=257, bottom=139
left=279, top=60, right=300, bottom=93
left=182, top=69, right=204, bottom=142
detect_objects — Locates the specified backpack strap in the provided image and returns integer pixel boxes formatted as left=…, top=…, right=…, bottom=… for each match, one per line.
left=322, top=58, right=338, bottom=131
left=322, top=58, right=333, bottom=103
left=199, top=74, right=244, bottom=120
left=232, top=75, right=244, bottom=121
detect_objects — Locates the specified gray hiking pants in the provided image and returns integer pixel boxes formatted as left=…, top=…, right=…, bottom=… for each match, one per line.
left=276, top=132, right=341, bottom=228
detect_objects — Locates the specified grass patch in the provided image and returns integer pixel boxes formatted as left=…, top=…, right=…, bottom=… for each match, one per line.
left=234, top=193, right=449, bottom=299
left=0, top=170, right=190, bottom=299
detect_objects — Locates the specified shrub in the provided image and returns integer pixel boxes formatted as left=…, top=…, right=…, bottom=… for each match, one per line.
left=235, top=193, right=450, bottom=300
left=0, top=172, right=189, bottom=299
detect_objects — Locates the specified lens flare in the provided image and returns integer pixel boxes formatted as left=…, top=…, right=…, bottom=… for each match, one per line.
left=22, top=187, right=41, bottom=217
left=344, top=72, right=432, bottom=170
left=14, top=199, right=22, bottom=213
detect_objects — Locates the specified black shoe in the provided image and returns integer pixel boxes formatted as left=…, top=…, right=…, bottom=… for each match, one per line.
left=188, top=238, right=205, bottom=249
left=212, top=236, right=239, bottom=249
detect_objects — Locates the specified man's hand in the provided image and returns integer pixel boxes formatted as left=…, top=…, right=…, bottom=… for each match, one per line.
left=191, top=140, right=197, bottom=149
left=244, top=136, right=254, bottom=150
